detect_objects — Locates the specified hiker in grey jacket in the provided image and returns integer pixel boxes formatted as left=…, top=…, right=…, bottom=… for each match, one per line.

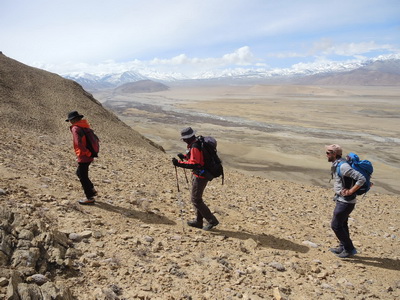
left=326, top=144, right=366, bottom=258
left=332, top=159, right=366, bottom=204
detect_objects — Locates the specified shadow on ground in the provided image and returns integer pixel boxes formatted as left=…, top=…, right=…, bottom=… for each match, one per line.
left=212, top=229, right=309, bottom=253
left=95, top=201, right=176, bottom=225
left=347, top=255, right=400, bottom=271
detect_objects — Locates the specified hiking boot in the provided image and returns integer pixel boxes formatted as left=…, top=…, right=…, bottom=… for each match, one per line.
left=329, top=246, right=344, bottom=254
left=203, top=220, right=219, bottom=231
left=187, top=220, right=203, bottom=229
left=78, top=198, right=95, bottom=205
left=337, top=248, right=357, bottom=258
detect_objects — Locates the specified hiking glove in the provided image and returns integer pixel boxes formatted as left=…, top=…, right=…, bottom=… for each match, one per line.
left=172, top=158, right=179, bottom=166
left=177, top=153, right=185, bottom=160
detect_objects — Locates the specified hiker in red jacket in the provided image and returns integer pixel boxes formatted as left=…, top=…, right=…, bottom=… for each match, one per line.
left=172, top=127, right=219, bottom=231
left=66, top=111, right=97, bottom=205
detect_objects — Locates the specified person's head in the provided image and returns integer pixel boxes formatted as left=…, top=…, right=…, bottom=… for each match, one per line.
left=65, top=111, right=84, bottom=124
left=180, top=127, right=196, bottom=144
left=325, top=144, right=342, bottom=162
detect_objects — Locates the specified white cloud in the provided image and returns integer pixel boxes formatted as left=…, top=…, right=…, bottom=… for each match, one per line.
left=136, top=46, right=258, bottom=76
left=221, top=47, right=255, bottom=65
left=37, top=47, right=257, bottom=76
left=310, top=39, right=395, bottom=56
left=3, top=0, right=398, bottom=75
left=268, top=39, right=397, bottom=61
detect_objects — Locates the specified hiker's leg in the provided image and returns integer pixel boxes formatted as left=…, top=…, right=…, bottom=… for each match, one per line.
left=331, top=201, right=355, bottom=251
left=76, top=162, right=95, bottom=198
left=191, top=176, right=216, bottom=223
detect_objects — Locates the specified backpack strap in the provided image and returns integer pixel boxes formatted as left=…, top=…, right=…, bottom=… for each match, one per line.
left=79, top=127, right=95, bottom=156
left=330, top=159, right=346, bottom=182
left=336, top=159, right=357, bottom=191
left=336, top=160, right=346, bottom=177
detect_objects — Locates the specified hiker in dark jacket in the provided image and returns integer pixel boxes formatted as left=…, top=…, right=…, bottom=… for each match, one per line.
left=326, top=144, right=366, bottom=258
left=172, top=127, right=219, bottom=231
left=66, top=111, right=97, bottom=205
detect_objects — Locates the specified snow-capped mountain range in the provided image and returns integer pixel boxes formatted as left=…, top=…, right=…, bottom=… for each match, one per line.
left=63, top=54, right=400, bottom=90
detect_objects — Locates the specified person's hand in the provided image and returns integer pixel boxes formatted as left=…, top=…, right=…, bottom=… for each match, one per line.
left=177, top=153, right=185, bottom=160
left=172, top=158, right=179, bottom=166
left=341, top=189, right=351, bottom=196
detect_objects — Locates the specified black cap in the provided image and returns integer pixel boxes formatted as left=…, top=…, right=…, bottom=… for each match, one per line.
left=65, top=111, right=84, bottom=122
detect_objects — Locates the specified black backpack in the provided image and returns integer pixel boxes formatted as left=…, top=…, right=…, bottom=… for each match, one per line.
left=80, top=128, right=100, bottom=158
left=197, top=136, right=224, bottom=183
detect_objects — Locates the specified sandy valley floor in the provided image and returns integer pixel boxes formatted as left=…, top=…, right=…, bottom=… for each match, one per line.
left=96, top=84, right=400, bottom=195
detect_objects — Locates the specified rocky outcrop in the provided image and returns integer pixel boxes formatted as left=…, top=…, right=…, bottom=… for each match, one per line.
left=0, top=207, right=74, bottom=299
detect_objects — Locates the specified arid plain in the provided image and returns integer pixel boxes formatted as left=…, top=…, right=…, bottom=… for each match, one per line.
left=97, top=84, right=400, bottom=195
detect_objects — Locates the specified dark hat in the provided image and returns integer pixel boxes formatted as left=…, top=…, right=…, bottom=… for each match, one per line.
left=65, top=111, right=84, bottom=122
left=180, top=127, right=196, bottom=139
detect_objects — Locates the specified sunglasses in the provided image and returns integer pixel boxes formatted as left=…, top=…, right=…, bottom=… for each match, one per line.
left=326, top=151, right=333, bottom=155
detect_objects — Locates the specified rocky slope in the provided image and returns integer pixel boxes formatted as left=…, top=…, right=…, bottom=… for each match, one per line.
left=0, top=53, right=399, bottom=299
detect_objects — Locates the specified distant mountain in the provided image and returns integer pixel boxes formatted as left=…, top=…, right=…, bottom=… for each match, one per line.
left=64, top=71, right=147, bottom=91
left=293, top=59, right=400, bottom=86
left=114, top=80, right=169, bottom=94
left=63, top=56, right=400, bottom=90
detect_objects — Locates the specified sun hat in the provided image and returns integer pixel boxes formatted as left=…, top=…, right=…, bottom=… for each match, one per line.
left=325, top=144, right=342, bottom=155
left=65, top=111, right=84, bottom=122
left=180, top=127, right=196, bottom=139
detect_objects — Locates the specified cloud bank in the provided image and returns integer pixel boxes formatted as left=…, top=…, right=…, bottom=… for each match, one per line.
left=1, top=0, right=398, bottom=76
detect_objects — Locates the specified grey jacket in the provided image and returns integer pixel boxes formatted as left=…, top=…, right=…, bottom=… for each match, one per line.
left=331, top=158, right=366, bottom=204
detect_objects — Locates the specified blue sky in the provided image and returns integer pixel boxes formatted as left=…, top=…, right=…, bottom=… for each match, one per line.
left=1, top=0, right=399, bottom=76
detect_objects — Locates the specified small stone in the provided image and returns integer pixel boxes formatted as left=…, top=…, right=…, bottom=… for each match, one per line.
left=311, top=266, right=321, bottom=273
left=69, top=233, right=80, bottom=241
left=321, top=283, right=334, bottom=290
left=26, top=274, right=48, bottom=285
left=269, top=262, right=286, bottom=272
left=91, top=261, right=101, bottom=267
left=302, top=240, right=318, bottom=248
left=80, top=231, right=93, bottom=238
left=18, top=229, right=35, bottom=240
left=0, top=277, right=8, bottom=287
left=144, top=236, right=154, bottom=243
left=273, top=287, right=283, bottom=300
left=93, top=231, right=103, bottom=239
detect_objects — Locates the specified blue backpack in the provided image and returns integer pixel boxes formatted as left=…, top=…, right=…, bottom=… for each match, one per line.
left=337, top=152, right=373, bottom=195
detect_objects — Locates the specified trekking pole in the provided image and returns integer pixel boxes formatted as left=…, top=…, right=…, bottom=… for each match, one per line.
left=174, top=165, right=186, bottom=233
left=174, top=165, right=180, bottom=193
left=183, top=169, right=190, bottom=190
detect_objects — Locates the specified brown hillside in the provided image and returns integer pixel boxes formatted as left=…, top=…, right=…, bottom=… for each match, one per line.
left=0, top=53, right=159, bottom=149
left=0, top=54, right=399, bottom=299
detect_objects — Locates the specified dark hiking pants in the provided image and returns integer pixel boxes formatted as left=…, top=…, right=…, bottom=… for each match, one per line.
left=76, top=162, right=95, bottom=199
left=191, top=176, right=217, bottom=224
left=331, top=201, right=356, bottom=251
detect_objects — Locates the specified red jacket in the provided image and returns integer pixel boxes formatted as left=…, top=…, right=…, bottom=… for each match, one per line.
left=70, top=119, right=94, bottom=163
left=178, top=140, right=205, bottom=178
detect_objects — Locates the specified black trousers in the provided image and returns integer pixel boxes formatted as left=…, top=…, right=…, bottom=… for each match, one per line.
left=76, top=162, right=95, bottom=199
left=191, top=176, right=217, bottom=224
left=331, top=201, right=356, bottom=251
